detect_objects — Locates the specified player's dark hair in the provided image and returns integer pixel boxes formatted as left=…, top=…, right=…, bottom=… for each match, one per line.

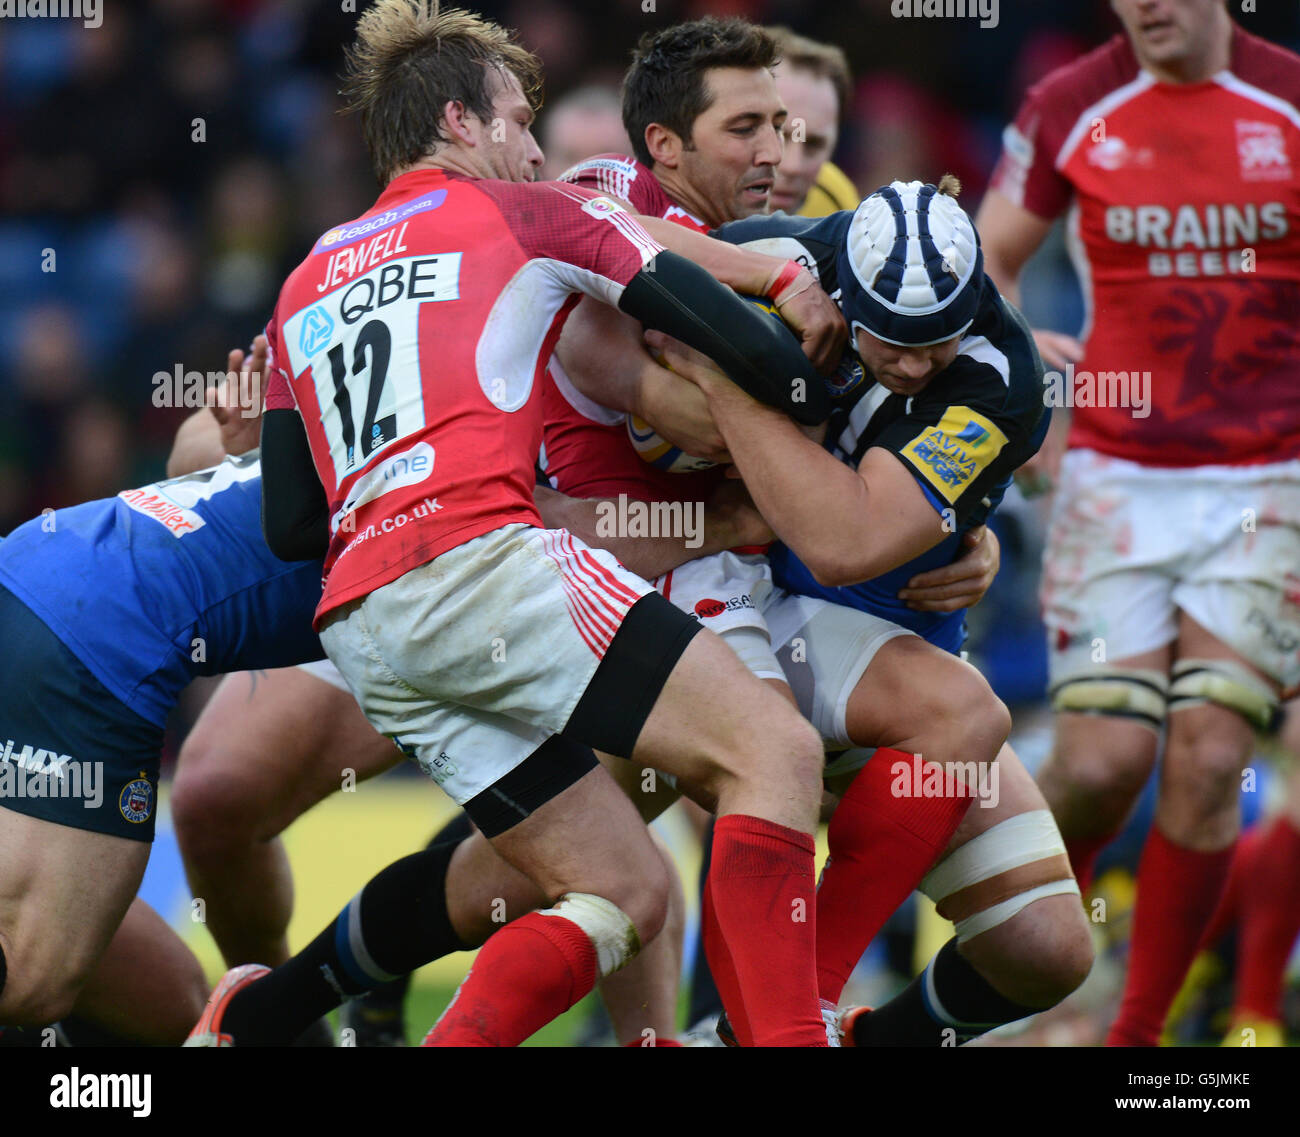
left=622, top=17, right=778, bottom=168
left=342, top=0, right=543, bottom=185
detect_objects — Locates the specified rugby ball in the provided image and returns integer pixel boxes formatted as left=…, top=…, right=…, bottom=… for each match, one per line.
left=625, top=414, right=718, bottom=473
left=627, top=296, right=786, bottom=473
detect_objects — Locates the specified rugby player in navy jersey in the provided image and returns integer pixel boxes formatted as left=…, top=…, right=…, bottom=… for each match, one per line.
left=641, top=178, right=1096, bottom=1045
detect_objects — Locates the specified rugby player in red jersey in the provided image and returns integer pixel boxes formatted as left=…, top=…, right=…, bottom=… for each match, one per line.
left=186, top=0, right=850, bottom=1049
left=977, top=0, right=1300, bottom=1045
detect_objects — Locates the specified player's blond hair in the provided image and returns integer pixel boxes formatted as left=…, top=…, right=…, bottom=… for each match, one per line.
left=342, top=0, right=543, bottom=184
left=937, top=173, right=962, bottom=197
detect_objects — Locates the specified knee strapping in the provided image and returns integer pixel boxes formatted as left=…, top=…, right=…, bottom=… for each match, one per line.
left=1168, top=658, right=1280, bottom=732
left=537, top=893, right=640, bottom=978
left=920, top=811, right=1080, bottom=942
left=1050, top=667, right=1169, bottom=731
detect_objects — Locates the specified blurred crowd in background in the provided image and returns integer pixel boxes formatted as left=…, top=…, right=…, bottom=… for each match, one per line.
left=2, top=1, right=1297, bottom=717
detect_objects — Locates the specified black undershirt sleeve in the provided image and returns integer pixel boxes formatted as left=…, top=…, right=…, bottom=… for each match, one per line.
left=617, top=250, right=829, bottom=426
left=260, top=407, right=330, bottom=562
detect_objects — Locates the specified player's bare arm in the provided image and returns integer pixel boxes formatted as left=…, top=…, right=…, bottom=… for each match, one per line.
left=648, top=331, right=943, bottom=586
left=534, top=480, right=771, bottom=580
left=554, top=298, right=730, bottom=462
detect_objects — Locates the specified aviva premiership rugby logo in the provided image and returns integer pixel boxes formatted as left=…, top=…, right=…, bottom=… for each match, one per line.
left=901, top=408, right=1007, bottom=504
left=119, top=775, right=154, bottom=825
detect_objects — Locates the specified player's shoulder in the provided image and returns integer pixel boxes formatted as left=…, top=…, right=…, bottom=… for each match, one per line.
left=1018, top=34, right=1143, bottom=147
left=932, top=279, right=1045, bottom=427
left=559, top=152, right=663, bottom=210
left=1225, top=26, right=1300, bottom=111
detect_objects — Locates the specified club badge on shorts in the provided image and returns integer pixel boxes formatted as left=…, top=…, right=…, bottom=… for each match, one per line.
left=119, top=774, right=154, bottom=824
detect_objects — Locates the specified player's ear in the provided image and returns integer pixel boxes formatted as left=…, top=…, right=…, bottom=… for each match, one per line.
left=442, top=100, right=477, bottom=147
left=644, top=122, right=683, bottom=169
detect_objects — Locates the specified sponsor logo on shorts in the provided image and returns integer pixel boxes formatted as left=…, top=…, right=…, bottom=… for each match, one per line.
left=118, top=775, right=154, bottom=824
left=420, top=751, right=459, bottom=786
left=900, top=407, right=1007, bottom=504
left=693, top=595, right=755, bottom=620
left=0, top=740, right=104, bottom=809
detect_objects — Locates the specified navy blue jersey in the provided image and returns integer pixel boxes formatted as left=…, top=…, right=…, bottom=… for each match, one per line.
left=0, top=453, right=325, bottom=727
left=715, top=210, right=1048, bottom=650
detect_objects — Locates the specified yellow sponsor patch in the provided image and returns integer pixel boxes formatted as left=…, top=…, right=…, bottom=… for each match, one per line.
left=899, top=408, right=1008, bottom=504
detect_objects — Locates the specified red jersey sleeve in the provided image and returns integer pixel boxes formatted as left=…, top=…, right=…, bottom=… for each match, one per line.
left=560, top=153, right=669, bottom=214
left=262, top=314, right=296, bottom=411
left=989, top=81, right=1075, bottom=220
left=473, top=178, right=664, bottom=305
left=990, top=34, right=1141, bottom=221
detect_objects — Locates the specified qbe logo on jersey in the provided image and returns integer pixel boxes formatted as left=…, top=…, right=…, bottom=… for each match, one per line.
left=283, top=253, right=462, bottom=484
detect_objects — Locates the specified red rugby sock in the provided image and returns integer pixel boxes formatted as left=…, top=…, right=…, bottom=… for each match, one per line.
left=700, top=872, right=754, bottom=1046
left=421, top=911, right=596, bottom=1047
left=1064, top=830, right=1117, bottom=895
left=1234, top=816, right=1300, bottom=1022
left=1107, top=828, right=1234, bottom=1046
left=1199, top=823, right=1259, bottom=949
left=816, top=750, right=971, bottom=1005
left=705, top=814, right=825, bottom=1046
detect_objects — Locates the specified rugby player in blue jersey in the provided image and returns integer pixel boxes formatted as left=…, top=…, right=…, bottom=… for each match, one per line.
left=0, top=347, right=327, bottom=1045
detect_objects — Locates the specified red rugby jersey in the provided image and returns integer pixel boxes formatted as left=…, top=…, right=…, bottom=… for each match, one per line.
left=263, top=168, right=662, bottom=623
left=990, top=26, right=1300, bottom=467
left=543, top=154, right=726, bottom=504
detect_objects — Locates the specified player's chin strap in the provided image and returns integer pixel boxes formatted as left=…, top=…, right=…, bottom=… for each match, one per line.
left=537, top=893, right=641, bottom=977
left=1049, top=667, right=1170, bottom=733
left=919, top=811, right=1079, bottom=944
left=1167, top=658, right=1281, bottom=734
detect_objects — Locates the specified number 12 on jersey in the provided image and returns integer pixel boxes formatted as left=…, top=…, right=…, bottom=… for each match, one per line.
left=282, top=253, right=462, bottom=485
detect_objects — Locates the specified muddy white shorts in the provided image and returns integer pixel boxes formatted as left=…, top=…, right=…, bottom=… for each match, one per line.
left=319, top=523, right=700, bottom=834
left=1042, top=449, right=1300, bottom=688
left=654, top=550, right=783, bottom=680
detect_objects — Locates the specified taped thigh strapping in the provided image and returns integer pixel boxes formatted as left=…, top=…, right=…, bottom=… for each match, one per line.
left=920, top=811, right=1080, bottom=943
left=1049, top=667, right=1169, bottom=732
left=1167, top=658, right=1280, bottom=733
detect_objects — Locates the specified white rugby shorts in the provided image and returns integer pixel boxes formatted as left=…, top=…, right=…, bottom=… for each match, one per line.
left=1042, top=449, right=1300, bottom=689
left=319, top=523, right=654, bottom=806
